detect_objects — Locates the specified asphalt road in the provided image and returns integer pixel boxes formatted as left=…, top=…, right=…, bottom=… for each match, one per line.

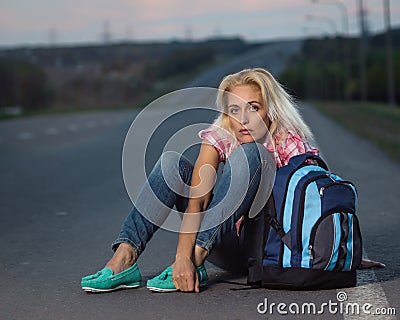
left=0, top=41, right=398, bottom=320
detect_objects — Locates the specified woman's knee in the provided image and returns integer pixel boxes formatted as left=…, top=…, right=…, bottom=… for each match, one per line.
left=229, top=142, right=267, bottom=167
left=158, top=151, right=181, bottom=168
left=157, top=151, right=193, bottom=184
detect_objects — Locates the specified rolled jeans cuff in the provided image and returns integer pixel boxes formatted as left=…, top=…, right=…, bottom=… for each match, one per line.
left=111, top=238, right=141, bottom=256
left=195, top=238, right=208, bottom=251
left=195, top=224, right=223, bottom=253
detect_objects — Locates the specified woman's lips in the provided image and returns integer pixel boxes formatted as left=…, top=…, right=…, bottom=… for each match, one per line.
left=239, top=129, right=252, bottom=135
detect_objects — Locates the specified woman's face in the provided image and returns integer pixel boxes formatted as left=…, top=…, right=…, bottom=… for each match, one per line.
left=226, top=85, right=270, bottom=144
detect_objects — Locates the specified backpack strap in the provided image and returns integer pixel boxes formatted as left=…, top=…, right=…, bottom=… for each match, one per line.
left=243, top=195, right=275, bottom=284
left=287, top=153, right=329, bottom=171
left=266, top=214, right=292, bottom=250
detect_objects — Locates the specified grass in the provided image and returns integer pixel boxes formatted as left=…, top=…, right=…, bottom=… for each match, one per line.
left=312, top=101, right=400, bottom=163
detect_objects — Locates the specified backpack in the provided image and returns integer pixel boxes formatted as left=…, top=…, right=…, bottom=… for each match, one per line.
left=246, top=153, right=363, bottom=290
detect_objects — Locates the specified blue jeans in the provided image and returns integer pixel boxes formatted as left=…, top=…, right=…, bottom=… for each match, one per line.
left=112, top=142, right=273, bottom=272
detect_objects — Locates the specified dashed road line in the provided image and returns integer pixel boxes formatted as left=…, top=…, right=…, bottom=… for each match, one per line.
left=45, top=128, right=59, bottom=135
left=67, top=124, right=78, bottom=132
left=86, top=121, right=97, bottom=128
left=5, top=116, right=129, bottom=143
left=18, top=132, right=34, bottom=140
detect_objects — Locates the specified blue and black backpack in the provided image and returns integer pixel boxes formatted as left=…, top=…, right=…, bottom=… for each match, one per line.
left=246, top=153, right=362, bottom=290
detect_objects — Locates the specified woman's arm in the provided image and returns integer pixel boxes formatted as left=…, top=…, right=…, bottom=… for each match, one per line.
left=172, top=142, right=220, bottom=292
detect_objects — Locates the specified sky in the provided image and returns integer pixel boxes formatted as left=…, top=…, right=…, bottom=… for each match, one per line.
left=0, top=0, right=399, bottom=47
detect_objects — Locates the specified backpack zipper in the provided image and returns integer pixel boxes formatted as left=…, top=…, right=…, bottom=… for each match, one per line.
left=319, top=181, right=355, bottom=197
left=308, top=245, right=314, bottom=261
left=308, top=209, right=340, bottom=268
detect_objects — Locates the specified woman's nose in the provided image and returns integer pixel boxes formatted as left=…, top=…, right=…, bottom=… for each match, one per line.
left=239, top=111, right=249, bottom=125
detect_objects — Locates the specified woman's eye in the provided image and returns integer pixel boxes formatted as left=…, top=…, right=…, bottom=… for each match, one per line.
left=249, top=105, right=259, bottom=112
left=229, top=108, right=239, bottom=114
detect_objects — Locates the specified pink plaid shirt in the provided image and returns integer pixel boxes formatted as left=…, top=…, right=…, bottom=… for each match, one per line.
left=198, top=124, right=319, bottom=168
left=198, top=124, right=320, bottom=235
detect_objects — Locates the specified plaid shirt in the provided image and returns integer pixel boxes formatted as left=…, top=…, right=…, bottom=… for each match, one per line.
left=198, top=124, right=319, bottom=168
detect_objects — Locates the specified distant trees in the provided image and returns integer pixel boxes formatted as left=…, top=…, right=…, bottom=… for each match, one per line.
left=279, top=31, right=400, bottom=104
left=0, top=38, right=256, bottom=112
left=0, top=59, right=50, bottom=111
left=0, top=41, right=232, bottom=112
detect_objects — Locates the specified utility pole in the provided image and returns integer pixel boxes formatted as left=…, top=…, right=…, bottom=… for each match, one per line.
left=306, top=13, right=341, bottom=101
left=125, top=25, right=133, bottom=42
left=310, top=0, right=351, bottom=101
left=49, top=28, right=57, bottom=47
left=384, top=0, right=396, bottom=106
left=184, top=25, right=193, bottom=42
left=358, top=0, right=368, bottom=101
left=102, top=20, right=112, bottom=45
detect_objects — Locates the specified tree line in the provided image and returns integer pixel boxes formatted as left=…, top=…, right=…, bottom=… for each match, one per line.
left=279, top=29, right=400, bottom=104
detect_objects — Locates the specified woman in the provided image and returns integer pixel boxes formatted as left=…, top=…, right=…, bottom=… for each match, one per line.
left=81, top=68, right=382, bottom=293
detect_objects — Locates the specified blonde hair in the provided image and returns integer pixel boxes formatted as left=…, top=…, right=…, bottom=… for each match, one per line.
left=214, top=68, right=313, bottom=143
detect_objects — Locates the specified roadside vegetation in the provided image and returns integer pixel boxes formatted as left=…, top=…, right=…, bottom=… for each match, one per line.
left=279, top=29, right=400, bottom=103
left=313, top=101, right=400, bottom=163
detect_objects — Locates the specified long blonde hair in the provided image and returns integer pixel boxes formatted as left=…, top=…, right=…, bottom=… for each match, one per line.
left=214, top=68, right=313, bottom=143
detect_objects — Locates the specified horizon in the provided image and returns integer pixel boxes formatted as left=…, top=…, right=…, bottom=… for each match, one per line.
left=0, top=26, right=398, bottom=51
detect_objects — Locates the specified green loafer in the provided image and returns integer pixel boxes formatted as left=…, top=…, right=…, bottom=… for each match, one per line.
left=81, top=263, right=142, bottom=293
left=147, top=264, right=208, bottom=292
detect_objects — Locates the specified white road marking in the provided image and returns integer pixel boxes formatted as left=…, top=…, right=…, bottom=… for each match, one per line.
left=67, top=124, right=78, bottom=132
left=12, top=116, right=122, bottom=142
left=341, top=252, right=396, bottom=319
left=18, top=132, right=34, bottom=139
left=86, top=121, right=97, bottom=128
left=45, top=127, right=59, bottom=135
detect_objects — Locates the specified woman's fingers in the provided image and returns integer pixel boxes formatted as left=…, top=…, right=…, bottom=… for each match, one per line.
left=194, top=272, right=200, bottom=293
left=177, top=272, right=196, bottom=292
left=172, top=259, right=198, bottom=292
left=360, top=258, right=386, bottom=269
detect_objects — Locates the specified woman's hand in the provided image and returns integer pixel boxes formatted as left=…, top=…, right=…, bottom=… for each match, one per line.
left=360, top=258, right=386, bottom=269
left=172, top=256, right=199, bottom=293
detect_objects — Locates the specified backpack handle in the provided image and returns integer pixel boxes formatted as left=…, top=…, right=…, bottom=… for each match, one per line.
left=288, top=153, right=329, bottom=171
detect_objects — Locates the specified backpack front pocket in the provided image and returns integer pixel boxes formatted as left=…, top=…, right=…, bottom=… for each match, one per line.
left=309, top=212, right=362, bottom=271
